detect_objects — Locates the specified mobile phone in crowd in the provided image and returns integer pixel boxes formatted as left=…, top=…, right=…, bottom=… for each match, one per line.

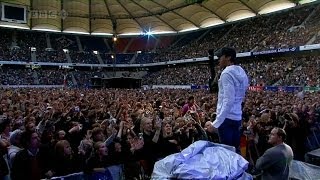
left=138, top=133, right=143, bottom=140
left=74, top=106, right=80, bottom=112
left=156, top=114, right=163, bottom=127
left=78, top=124, right=83, bottom=130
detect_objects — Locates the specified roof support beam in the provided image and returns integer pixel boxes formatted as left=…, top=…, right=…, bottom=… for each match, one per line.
left=225, top=8, right=250, bottom=19
left=57, top=0, right=204, bottom=20
left=116, top=0, right=144, bottom=32
left=103, top=0, right=111, bottom=18
left=89, top=0, right=92, bottom=33
left=61, top=0, right=64, bottom=31
left=30, top=0, right=33, bottom=29
left=198, top=3, right=226, bottom=22
left=238, top=0, right=258, bottom=15
left=131, top=0, right=178, bottom=32
left=132, top=0, right=205, bottom=19
left=103, top=0, right=116, bottom=34
left=151, top=0, right=200, bottom=28
left=288, top=0, right=299, bottom=5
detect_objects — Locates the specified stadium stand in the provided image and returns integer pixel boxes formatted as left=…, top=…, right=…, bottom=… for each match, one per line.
left=0, top=4, right=318, bottom=64
left=1, top=2, right=320, bottom=180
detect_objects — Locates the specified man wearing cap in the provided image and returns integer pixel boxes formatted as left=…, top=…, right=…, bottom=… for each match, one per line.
left=212, top=47, right=249, bottom=153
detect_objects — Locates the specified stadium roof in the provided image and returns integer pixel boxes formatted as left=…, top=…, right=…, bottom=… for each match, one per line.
left=0, top=0, right=318, bottom=36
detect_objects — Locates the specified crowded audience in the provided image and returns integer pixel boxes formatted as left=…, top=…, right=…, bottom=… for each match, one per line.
left=99, top=53, right=114, bottom=64
left=115, top=53, right=135, bottom=64
left=142, top=55, right=319, bottom=87
left=0, top=2, right=320, bottom=180
left=16, top=31, right=47, bottom=52
left=142, top=64, right=210, bottom=85
left=1, top=54, right=320, bottom=88
left=73, top=70, right=104, bottom=87
left=278, top=56, right=320, bottom=87
left=135, top=52, right=157, bottom=64
left=69, top=51, right=100, bottom=64
left=0, top=87, right=319, bottom=179
left=151, top=4, right=319, bottom=62
left=254, top=5, right=317, bottom=51
left=99, top=53, right=135, bottom=64
left=0, top=68, right=35, bottom=85
left=37, top=70, right=68, bottom=85
left=241, top=56, right=304, bottom=86
left=36, top=50, right=68, bottom=63
left=0, top=29, right=12, bottom=61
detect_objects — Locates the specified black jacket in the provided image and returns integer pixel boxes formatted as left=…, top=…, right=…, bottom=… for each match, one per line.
left=11, top=149, right=47, bottom=180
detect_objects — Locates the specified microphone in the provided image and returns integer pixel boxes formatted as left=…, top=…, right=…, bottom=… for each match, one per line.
left=208, top=49, right=218, bottom=93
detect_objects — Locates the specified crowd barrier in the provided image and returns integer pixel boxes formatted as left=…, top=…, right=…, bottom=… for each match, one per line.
left=289, top=160, right=320, bottom=180
left=306, top=128, right=320, bottom=151
left=48, top=165, right=123, bottom=180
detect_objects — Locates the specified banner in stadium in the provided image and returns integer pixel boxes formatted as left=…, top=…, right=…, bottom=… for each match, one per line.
left=252, top=47, right=299, bottom=56
left=248, top=86, right=264, bottom=91
left=191, top=85, right=209, bottom=90
left=264, top=86, right=303, bottom=92
left=304, top=86, right=320, bottom=92
left=145, top=85, right=313, bottom=92
left=145, top=85, right=192, bottom=89
left=248, top=86, right=303, bottom=92
left=264, top=86, right=279, bottom=92
left=299, top=44, right=320, bottom=51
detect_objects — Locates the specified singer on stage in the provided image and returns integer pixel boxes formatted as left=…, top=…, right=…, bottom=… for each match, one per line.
left=212, top=47, right=249, bottom=153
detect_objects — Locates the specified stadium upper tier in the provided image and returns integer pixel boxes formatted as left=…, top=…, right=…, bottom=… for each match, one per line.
left=0, top=3, right=319, bottom=64
left=1, top=55, right=319, bottom=87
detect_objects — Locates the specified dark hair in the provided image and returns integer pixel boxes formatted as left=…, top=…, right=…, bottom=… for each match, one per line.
left=0, top=118, right=10, bottom=134
left=55, top=140, right=70, bottom=157
left=155, top=99, right=162, bottom=108
left=216, top=47, right=237, bottom=64
left=274, top=127, right=286, bottom=142
left=92, top=127, right=103, bottom=141
left=188, top=96, right=194, bottom=101
left=21, top=130, right=37, bottom=148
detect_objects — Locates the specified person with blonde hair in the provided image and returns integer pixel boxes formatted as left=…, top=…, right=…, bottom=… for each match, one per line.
left=54, top=140, right=84, bottom=176
left=85, top=141, right=111, bottom=174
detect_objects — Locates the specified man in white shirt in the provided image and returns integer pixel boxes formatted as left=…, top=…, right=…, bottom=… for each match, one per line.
left=212, top=47, right=249, bottom=153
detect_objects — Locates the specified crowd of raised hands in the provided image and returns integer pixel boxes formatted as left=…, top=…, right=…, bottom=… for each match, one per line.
left=0, top=88, right=319, bottom=179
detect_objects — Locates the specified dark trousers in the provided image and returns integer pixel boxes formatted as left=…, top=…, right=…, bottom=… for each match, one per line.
left=218, top=118, right=241, bottom=153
